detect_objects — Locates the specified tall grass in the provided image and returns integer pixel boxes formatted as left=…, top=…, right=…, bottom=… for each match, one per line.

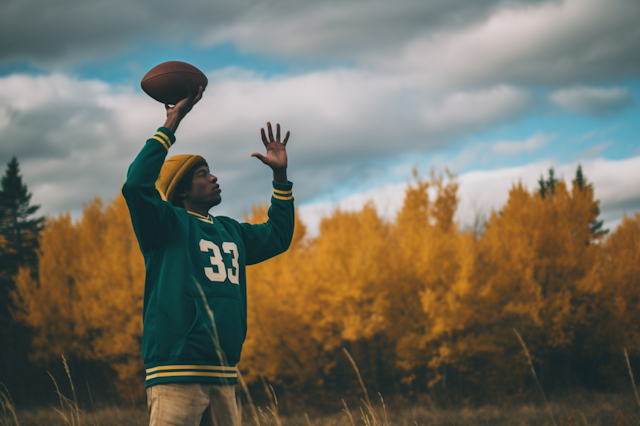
left=5, top=300, right=640, bottom=425
left=513, top=328, right=557, bottom=426
left=5, top=385, right=640, bottom=425
left=0, top=382, right=20, bottom=426
left=624, top=348, right=640, bottom=411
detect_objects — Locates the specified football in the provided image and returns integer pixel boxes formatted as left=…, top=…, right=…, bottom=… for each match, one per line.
left=141, top=61, right=208, bottom=105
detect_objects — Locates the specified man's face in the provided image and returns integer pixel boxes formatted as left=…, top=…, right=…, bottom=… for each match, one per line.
left=183, top=165, right=221, bottom=208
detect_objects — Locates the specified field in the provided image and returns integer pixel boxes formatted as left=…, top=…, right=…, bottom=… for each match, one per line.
left=3, top=391, right=640, bottom=426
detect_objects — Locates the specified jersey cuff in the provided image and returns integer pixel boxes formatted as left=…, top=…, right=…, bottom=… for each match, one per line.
left=272, top=181, right=293, bottom=201
left=149, top=127, right=177, bottom=151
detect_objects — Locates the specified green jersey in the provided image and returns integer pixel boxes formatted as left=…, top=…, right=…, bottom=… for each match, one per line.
left=122, top=127, right=295, bottom=387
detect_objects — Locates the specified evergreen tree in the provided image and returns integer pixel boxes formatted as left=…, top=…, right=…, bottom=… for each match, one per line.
left=538, top=174, right=547, bottom=199
left=575, top=164, right=585, bottom=191
left=546, top=167, right=558, bottom=195
left=0, top=157, right=44, bottom=328
left=0, top=157, right=46, bottom=406
left=572, top=164, right=608, bottom=237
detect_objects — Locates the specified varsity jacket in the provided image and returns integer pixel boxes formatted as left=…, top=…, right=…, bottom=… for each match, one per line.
left=122, top=127, right=295, bottom=387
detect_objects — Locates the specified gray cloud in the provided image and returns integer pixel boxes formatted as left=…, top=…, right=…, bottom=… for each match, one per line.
left=1, top=0, right=638, bottom=93
left=376, top=0, right=640, bottom=87
left=0, top=0, right=551, bottom=69
left=201, top=0, right=553, bottom=60
left=0, top=0, right=237, bottom=68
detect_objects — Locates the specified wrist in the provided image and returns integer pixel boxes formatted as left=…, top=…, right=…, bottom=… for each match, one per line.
left=163, top=112, right=184, bottom=133
left=273, top=169, right=288, bottom=184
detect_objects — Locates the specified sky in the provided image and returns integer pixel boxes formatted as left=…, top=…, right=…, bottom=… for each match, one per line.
left=1, top=0, right=639, bottom=237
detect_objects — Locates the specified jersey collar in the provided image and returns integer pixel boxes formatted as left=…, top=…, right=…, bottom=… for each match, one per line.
left=187, top=210, right=214, bottom=224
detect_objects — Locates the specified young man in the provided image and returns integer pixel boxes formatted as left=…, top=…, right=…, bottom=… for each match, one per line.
left=122, top=87, right=294, bottom=426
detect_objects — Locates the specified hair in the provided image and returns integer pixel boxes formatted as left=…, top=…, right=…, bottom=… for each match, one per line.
left=171, top=161, right=209, bottom=207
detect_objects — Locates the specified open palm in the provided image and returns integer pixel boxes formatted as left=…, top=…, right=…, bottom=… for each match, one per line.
left=251, top=122, right=289, bottom=171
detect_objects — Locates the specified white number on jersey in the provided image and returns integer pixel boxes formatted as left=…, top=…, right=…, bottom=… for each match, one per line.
left=222, top=242, right=240, bottom=284
left=199, top=239, right=239, bottom=285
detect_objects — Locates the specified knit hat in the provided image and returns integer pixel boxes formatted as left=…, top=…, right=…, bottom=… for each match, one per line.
left=155, top=154, right=207, bottom=203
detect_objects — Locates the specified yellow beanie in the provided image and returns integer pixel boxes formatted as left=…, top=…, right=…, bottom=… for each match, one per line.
left=155, top=154, right=207, bottom=204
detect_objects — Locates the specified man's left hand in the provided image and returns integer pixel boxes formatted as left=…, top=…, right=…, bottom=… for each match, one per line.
left=252, top=122, right=289, bottom=181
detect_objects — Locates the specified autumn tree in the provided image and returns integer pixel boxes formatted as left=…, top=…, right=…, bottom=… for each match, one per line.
left=240, top=201, right=394, bottom=400
left=468, top=166, right=606, bottom=391
left=12, top=195, right=145, bottom=396
left=386, top=170, right=483, bottom=393
left=580, top=213, right=640, bottom=368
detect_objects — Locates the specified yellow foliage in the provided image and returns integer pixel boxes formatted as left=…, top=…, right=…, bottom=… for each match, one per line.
left=12, top=196, right=145, bottom=389
left=582, top=213, right=640, bottom=354
left=10, top=167, right=640, bottom=397
left=475, top=179, right=602, bottom=354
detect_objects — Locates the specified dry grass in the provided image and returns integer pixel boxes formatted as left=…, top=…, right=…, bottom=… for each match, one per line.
left=5, top=392, right=640, bottom=426
left=5, top=311, right=639, bottom=425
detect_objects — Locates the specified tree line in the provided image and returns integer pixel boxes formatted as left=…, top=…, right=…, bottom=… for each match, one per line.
left=2, top=159, right=640, bottom=407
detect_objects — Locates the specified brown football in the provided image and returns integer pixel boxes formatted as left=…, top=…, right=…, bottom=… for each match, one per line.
left=141, top=61, right=208, bottom=105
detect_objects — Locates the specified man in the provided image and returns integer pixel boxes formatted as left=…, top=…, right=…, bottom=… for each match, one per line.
left=122, top=86, right=294, bottom=426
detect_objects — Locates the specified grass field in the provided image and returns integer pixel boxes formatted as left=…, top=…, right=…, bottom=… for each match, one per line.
left=3, top=345, right=640, bottom=425
left=2, top=391, right=639, bottom=426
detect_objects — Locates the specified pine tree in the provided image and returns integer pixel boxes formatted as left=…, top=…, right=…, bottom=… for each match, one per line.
left=0, top=157, right=44, bottom=278
left=546, top=167, right=558, bottom=195
left=0, top=157, right=45, bottom=405
left=572, top=165, right=608, bottom=237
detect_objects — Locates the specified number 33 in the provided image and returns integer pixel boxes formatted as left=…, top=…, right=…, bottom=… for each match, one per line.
left=199, top=239, right=239, bottom=285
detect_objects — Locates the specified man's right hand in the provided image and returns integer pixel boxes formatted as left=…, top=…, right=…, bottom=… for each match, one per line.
left=163, top=85, right=204, bottom=133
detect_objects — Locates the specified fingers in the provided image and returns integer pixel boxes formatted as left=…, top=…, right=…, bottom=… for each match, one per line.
left=262, top=122, right=289, bottom=146
left=192, top=86, right=204, bottom=105
left=267, top=122, right=276, bottom=143
left=184, top=85, right=196, bottom=106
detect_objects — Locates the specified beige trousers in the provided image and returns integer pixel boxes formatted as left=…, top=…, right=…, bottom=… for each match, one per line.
left=147, top=383, right=238, bottom=426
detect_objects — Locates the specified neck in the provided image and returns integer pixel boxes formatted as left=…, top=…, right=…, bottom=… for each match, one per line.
left=183, top=201, right=210, bottom=217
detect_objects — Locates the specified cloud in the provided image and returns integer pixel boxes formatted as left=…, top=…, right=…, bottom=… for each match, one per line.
left=492, top=132, right=553, bottom=154
left=379, top=0, right=640, bottom=87
left=2, top=0, right=639, bottom=92
left=551, top=86, right=635, bottom=116
left=0, top=0, right=550, bottom=69
left=299, top=156, right=640, bottom=237
left=420, top=85, right=533, bottom=137
left=200, top=0, right=550, bottom=60
left=0, top=69, right=535, bottom=220
left=0, top=0, right=239, bottom=68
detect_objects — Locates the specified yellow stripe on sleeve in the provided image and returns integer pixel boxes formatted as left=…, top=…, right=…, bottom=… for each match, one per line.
left=151, top=136, right=170, bottom=151
left=156, top=131, right=172, bottom=147
left=273, top=194, right=293, bottom=201
left=273, top=188, right=293, bottom=195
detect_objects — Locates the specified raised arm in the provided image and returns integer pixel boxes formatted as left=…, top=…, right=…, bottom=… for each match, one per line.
left=241, top=122, right=295, bottom=264
left=122, top=87, right=203, bottom=253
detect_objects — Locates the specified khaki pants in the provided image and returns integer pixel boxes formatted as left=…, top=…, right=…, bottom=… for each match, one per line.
left=147, top=383, right=238, bottom=426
